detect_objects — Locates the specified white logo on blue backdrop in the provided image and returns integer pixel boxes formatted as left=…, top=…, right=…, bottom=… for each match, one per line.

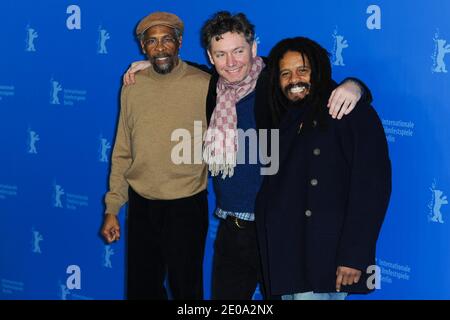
left=332, top=28, right=348, bottom=66
left=27, top=129, right=40, bottom=154
left=432, top=30, right=450, bottom=73
left=0, top=85, right=15, bottom=101
left=97, top=26, right=110, bottom=54
left=50, top=78, right=63, bottom=105
left=1, top=279, right=25, bottom=295
left=66, top=5, right=81, bottom=30
left=51, top=184, right=89, bottom=210
left=59, top=283, right=71, bottom=300
left=25, top=25, right=38, bottom=52
left=53, top=184, right=65, bottom=208
left=66, top=265, right=81, bottom=290
left=31, top=228, right=43, bottom=253
left=103, top=245, right=114, bottom=268
left=366, top=5, right=381, bottom=30
left=428, top=180, right=448, bottom=223
left=99, top=137, right=111, bottom=163
left=49, top=79, right=87, bottom=106
left=0, top=184, right=18, bottom=200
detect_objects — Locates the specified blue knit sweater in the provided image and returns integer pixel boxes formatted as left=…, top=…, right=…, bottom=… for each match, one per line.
left=212, top=91, right=263, bottom=214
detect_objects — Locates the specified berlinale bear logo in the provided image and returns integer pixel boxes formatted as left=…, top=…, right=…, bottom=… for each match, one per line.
left=25, top=25, right=38, bottom=52
left=432, top=30, right=450, bottom=73
left=331, top=28, right=348, bottom=67
left=428, top=180, right=448, bottom=223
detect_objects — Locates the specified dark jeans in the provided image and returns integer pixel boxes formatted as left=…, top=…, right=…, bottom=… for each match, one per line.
left=126, top=187, right=208, bottom=300
left=212, top=216, right=265, bottom=300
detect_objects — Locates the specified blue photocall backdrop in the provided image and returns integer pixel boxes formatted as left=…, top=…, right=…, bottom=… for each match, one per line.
left=1, top=0, right=449, bottom=299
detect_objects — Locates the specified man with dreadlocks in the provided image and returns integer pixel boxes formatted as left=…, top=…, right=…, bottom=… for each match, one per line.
left=255, top=37, right=391, bottom=300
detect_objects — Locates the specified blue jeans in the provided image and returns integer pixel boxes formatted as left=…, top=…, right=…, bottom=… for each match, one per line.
left=282, top=291, right=348, bottom=300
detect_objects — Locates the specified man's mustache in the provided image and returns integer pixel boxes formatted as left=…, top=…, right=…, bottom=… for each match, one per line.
left=151, top=53, right=172, bottom=60
left=284, top=82, right=311, bottom=93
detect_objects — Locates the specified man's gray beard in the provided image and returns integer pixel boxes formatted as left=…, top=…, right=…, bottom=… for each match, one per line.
left=152, top=61, right=174, bottom=74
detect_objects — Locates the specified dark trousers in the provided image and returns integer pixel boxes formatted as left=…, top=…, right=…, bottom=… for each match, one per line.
left=126, top=187, right=208, bottom=300
left=212, top=217, right=265, bottom=300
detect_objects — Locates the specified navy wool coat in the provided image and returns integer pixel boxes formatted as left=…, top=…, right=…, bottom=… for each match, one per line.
left=255, top=100, right=391, bottom=296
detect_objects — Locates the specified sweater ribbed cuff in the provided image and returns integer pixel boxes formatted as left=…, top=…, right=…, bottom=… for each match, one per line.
left=105, top=202, right=121, bottom=216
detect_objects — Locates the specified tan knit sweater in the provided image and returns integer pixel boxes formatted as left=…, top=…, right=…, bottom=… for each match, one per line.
left=105, top=60, right=210, bottom=215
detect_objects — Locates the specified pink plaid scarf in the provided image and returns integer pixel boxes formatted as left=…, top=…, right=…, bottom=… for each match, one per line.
left=203, top=56, right=265, bottom=179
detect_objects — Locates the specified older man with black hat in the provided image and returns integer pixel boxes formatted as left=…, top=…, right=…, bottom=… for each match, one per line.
left=101, top=11, right=211, bottom=300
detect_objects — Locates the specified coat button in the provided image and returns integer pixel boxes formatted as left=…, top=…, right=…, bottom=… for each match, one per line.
left=310, top=178, right=318, bottom=186
left=312, top=120, right=318, bottom=128
left=305, top=209, right=312, bottom=217
left=313, top=148, right=321, bottom=156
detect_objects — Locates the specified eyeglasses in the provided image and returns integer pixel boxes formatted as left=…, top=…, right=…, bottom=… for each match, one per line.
left=143, top=36, right=177, bottom=48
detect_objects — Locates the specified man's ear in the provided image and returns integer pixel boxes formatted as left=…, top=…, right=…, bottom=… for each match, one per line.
left=178, top=35, right=183, bottom=49
left=140, top=40, right=146, bottom=54
left=251, top=40, right=257, bottom=58
left=207, top=49, right=215, bottom=65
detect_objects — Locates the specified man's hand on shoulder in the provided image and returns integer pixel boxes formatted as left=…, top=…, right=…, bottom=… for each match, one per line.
left=123, top=60, right=151, bottom=86
left=328, top=79, right=362, bottom=119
